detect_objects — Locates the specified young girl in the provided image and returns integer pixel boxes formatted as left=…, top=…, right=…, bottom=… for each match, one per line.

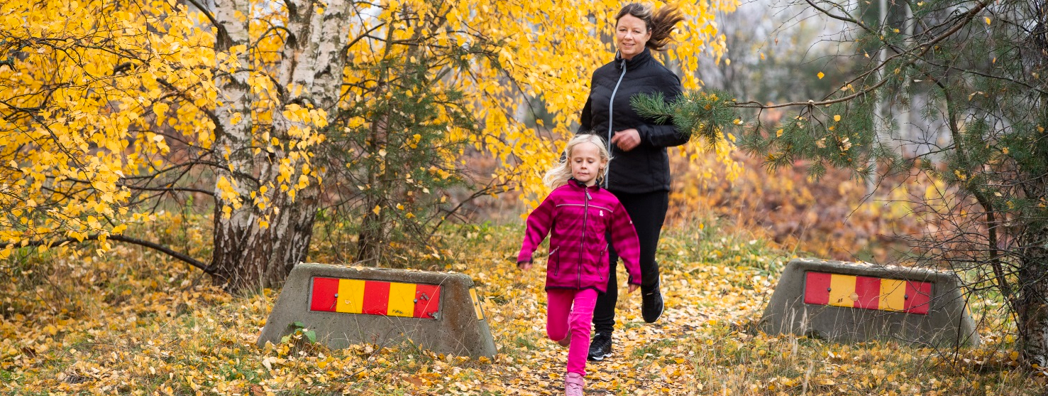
left=517, top=134, right=642, bottom=396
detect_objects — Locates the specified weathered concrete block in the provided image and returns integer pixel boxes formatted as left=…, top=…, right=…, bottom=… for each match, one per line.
left=760, top=258, right=979, bottom=347
left=258, top=263, right=497, bottom=358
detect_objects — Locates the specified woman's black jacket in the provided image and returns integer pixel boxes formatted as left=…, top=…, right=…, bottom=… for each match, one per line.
left=578, top=47, right=689, bottom=194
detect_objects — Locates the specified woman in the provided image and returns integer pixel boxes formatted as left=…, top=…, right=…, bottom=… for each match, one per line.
left=577, top=2, right=688, bottom=362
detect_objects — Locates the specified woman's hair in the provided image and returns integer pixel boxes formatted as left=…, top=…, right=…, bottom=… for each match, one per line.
left=615, top=3, right=685, bottom=52
left=543, top=134, right=612, bottom=189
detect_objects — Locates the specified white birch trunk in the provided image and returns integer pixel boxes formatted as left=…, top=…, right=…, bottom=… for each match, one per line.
left=211, top=0, right=351, bottom=292
left=211, top=0, right=257, bottom=290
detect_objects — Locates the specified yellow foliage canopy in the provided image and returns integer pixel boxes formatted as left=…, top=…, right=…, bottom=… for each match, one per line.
left=0, top=0, right=217, bottom=258
left=0, top=0, right=737, bottom=259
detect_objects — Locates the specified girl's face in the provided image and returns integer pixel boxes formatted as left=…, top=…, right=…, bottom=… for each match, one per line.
left=570, top=142, right=606, bottom=186
left=616, top=14, right=650, bottom=60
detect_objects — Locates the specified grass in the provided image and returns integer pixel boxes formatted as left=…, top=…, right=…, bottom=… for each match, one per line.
left=0, top=213, right=1044, bottom=394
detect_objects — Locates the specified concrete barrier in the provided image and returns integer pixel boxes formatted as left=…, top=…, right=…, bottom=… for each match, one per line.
left=760, top=258, right=979, bottom=347
left=257, top=263, right=497, bottom=358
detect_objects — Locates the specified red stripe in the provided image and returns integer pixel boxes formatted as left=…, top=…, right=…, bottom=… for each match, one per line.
left=310, top=277, right=339, bottom=312
left=361, top=281, right=391, bottom=315
left=804, top=272, right=831, bottom=305
left=413, top=284, right=441, bottom=319
left=854, top=276, right=881, bottom=310
left=905, top=281, right=932, bottom=314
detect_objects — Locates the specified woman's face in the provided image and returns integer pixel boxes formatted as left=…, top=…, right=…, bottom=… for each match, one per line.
left=616, top=14, right=650, bottom=60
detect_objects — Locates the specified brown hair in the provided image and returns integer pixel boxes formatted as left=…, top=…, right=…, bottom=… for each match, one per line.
left=614, top=3, right=685, bottom=52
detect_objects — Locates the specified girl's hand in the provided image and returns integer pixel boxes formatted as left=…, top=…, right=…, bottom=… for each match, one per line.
left=611, top=129, right=641, bottom=151
left=518, top=262, right=533, bottom=271
left=628, top=284, right=639, bottom=293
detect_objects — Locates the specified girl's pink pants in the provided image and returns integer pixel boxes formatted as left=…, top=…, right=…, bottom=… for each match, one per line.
left=546, top=288, right=598, bottom=376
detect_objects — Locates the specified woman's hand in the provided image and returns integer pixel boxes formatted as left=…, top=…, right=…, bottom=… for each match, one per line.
left=628, top=284, right=639, bottom=293
left=611, top=129, right=641, bottom=151
left=518, top=262, right=533, bottom=271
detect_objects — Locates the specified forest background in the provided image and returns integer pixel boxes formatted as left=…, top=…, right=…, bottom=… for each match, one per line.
left=2, top=0, right=1047, bottom=394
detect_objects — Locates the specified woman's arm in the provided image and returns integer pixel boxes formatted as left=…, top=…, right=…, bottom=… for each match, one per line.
left=577, top=96, right=593, bottom=134
left=637, top=73, right=690, bottom=147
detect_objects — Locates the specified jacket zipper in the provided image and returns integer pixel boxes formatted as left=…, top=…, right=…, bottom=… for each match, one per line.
left=605, top=59, right=628, bottom=189
left=579, top=187, right=591, bottom=289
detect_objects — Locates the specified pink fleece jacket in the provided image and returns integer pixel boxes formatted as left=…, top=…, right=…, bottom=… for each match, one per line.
left=518, top=180, right=642, bottom=292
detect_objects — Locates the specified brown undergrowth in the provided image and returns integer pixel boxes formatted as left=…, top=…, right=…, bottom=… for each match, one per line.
left=0, top=210, right=1042, bottom=395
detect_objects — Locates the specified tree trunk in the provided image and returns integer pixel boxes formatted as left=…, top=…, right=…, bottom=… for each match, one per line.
left=1018, top=228, right=1048, bottom=367
left=210, top=0, right=351, bottom=292
left=358, top=107, right=390, bottom=265
left=210, top=0, right=257, bottom=291
left=356, top=22, right=399, bottom=266
left=357, top=202, right=387, bottom=265
left=212, top=186, right=321, bottom=292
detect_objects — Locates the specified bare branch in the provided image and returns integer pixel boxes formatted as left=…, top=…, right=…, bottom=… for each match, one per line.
left=18, top=235, right=212, bottom=274
left=736, top=0, right=994, bottom=110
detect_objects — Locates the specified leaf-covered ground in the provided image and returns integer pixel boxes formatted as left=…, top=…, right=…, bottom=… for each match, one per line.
left=1, top=219, right=1044, bottom=395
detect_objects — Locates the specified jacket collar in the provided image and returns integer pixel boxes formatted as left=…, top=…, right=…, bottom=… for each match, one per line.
left=615, top=47, right=653, bottom=70
left=569, top=178, right=601, bottom=191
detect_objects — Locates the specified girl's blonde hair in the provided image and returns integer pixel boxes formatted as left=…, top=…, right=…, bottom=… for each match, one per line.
left=542, top=134, right=612, bottom=189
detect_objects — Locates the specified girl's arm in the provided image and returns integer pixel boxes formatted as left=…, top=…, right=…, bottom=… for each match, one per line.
left=609, top=202, right=642, bottom=286
left=517, top=195, right=557, bottom=266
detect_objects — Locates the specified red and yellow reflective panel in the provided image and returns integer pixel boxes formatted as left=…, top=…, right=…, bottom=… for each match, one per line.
left=413, top=284, right=441, bottom=318
left=310, top=277, right=441, bottom=319
left=361, top=281, right=391, bottom=315
left=803, top=272, right=931, bottom=315
left=828, top=273, right=856, bottom=308
left=879, top=278, right=907, bottom=312
left=336, top=279, right=366, bottom=314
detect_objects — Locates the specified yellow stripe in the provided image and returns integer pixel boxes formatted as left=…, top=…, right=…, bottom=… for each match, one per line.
left=387, top=282, right=417, bottom=317
left=880, top=279, right=907, bottom=312
left=336, top=279, right=366, bottom=314
left=828, top=274, right=857, bottom=307
left=470, top=288, right=484, bottom=320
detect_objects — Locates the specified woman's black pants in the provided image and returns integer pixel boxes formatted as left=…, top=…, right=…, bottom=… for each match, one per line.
left=592, top=190, right=668, bottom=335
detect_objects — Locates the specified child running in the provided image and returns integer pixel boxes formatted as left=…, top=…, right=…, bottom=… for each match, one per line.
left=517, top=134, right=642, bottom=396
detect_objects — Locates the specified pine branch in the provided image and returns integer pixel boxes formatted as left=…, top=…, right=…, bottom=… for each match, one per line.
left=631, top=90, right=739, bottom=148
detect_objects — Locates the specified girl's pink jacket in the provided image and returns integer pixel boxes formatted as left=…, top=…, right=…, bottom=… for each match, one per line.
left=517, top=180, right=642, bottom=292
